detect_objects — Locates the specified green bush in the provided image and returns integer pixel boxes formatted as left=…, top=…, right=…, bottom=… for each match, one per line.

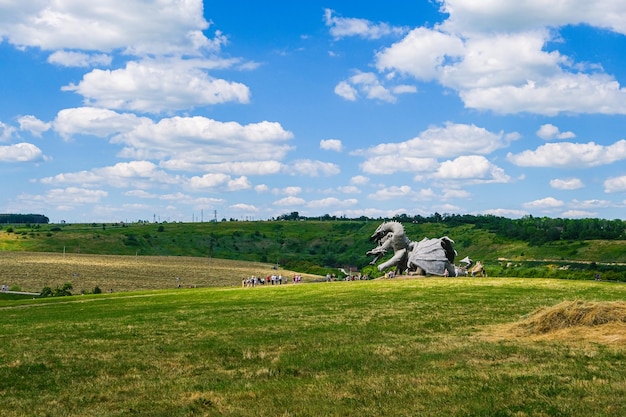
left=41, top=283, right=73, bottom=297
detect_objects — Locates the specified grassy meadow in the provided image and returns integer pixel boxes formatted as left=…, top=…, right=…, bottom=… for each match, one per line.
left=2, top=277, right=626, bottom=416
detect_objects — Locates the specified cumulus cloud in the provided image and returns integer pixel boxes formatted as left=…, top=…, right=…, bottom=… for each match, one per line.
left=18, top=115, right=51, bottom=137
left=0, top=142, right=45, bottom=162
left=62, top=59, right=250, bottom=113
left=324, top=9, right=407, bottom=40
left=537, top=124, right=576, bottom=140
left=434, top=155, right=510, bottom=183
left=54, top=107, right=144, bottom=139
left=0, top=0, right=216, bottom=56
left=550, top=178, right=584, bottom=190
left=604, top=176, right=626, bottom=193
left=187, top=173, right=232, bottom=189
left=360, top=156, right=439, bottom=175
left=273, top=196, right=306, bottom=206
left=376, top=27, right=465, bottom=82
left=307, top=197, right=358, bottom=209
left=227, top=176, right=252, bottom=191
left=53, top=107, right=294, bottom=174
left=320, top=139, right=343, bottom=152
left=335, top=71, right=397, bottom=103
left=0, top=121, right=16, bottom=142
left=359, top=122, right=519, bottom=161
left=40, top=161, right=180, bottom=188
left=461, top=73, right=626, bottom=115
left=48, top=50, right=112, bottom=67
left=335, top=1, right=626, bottom=115
left=561, top=210, right=596, bottom=218
left=16, top=187, right=108, bottom=211
left=350, top=175, right=370, bottom=185
left=438, top=0, right=626, bottom=35
left=230, top=203, right=259, bottom=212
left=368, top=185, right=412, bottom=200
left=523, top=197, right=565, bottom=209
left=334, top=81, right=358, bottom=101
left=288, top=160, right=340, bottom=177
left=508, top=140, right=626, bottom=168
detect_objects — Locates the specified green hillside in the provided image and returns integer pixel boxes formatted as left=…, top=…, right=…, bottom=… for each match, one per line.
left=2, top=218, right=626, bottom=280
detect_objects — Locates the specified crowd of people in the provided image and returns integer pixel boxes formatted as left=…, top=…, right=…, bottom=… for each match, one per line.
left=242, top=274, right=303, bottom=287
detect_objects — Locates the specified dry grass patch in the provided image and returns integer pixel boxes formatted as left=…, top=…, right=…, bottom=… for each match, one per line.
left=485, top=300, right=626, bottom=345
left=0, top=251, right=321, bottom=292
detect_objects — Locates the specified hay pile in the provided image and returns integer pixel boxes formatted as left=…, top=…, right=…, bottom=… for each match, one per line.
left=516, top=300, right=626, bottom=336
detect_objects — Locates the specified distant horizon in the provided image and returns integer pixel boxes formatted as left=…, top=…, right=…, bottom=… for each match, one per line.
left=1, top=1, right=626, bottom=223
left=3, top=211, right=626, bottom=225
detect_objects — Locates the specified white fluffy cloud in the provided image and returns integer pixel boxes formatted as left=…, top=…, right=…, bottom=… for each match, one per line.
left=360, top=156, right=438, bottom=175
left=523, top=197, right=565, bottom=209
left=0, top=0, right=216, bottom=55
left=508, top=140, right=626, bottom=168
left=604, top=176, right=626, bottom=193
left=344, top=1, right=626, bottom=115
left=537, top=124, right=576, bottom=140
left=18, top=115, right=51, bottom=137
left=324, top=9, right=407, bottom=40
left=0, top=142, right=44, bottom=162
left=273, top=196, right=306, bottom=206
left=434, top=155, right=510, bottom=183
left=376, top=27, right=464, bottom=82
left=360, top=122, right=519, bottom=161
left=320, top=139, right=344, bottom=152
left=63, top=60, right=250, bottom=113
left=15, top=187, right=108, bottom=212
left=368, top=185, right=412, bottom=200
left=307, top=197, right=358, bottom=209
left=438, top=0, right=626, bottom=35
left=550, top=178, right=584, bottom=190
left=288, top=160, right=340, bottom=177
left=0, top=121, right=16, bottom=142
left=40, top=161, right=180, bottom=188
left=48, top=50, right=112, bottom=67
left=53, top=107, right=294, bottom=173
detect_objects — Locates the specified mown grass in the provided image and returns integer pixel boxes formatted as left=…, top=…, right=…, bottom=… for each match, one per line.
left=0, top=252, right=320, bottom=293
left=2, top=277, right=626, bottom=416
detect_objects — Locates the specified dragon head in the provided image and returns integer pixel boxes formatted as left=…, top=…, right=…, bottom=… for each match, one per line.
left=370, top=221, right=405, bottom=242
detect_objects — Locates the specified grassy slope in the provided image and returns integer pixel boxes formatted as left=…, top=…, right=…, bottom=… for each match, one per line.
left=3, top=221, right=626, bottom=279
left=0, top=220, right=622, bottom=259
left=1, top=278, right=626, bottom=416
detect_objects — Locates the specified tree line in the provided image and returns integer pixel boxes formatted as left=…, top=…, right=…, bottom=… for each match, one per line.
left=277, top=211, right=625, bottom=244
left=0, top=213, right=49, bottom=224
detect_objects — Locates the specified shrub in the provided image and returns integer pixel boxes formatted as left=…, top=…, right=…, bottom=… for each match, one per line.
left=93, top=286, right=102, bottom=294
left=42, top=283, right=73, bottom=297
left=55, top=283, right=73, bottom=296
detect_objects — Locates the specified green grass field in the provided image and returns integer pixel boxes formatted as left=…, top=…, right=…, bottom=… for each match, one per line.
left=2, top=277, right=626, bottom=416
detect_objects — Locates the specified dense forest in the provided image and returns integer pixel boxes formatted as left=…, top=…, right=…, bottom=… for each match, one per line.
left=277, top=211, right=626, bottom=244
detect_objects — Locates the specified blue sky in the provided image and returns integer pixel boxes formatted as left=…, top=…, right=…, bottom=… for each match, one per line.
left=1, top=1, right=626, bottom=223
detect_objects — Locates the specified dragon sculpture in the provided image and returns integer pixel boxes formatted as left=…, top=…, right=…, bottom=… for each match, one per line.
left=367, top=221, right=456, bottom=276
